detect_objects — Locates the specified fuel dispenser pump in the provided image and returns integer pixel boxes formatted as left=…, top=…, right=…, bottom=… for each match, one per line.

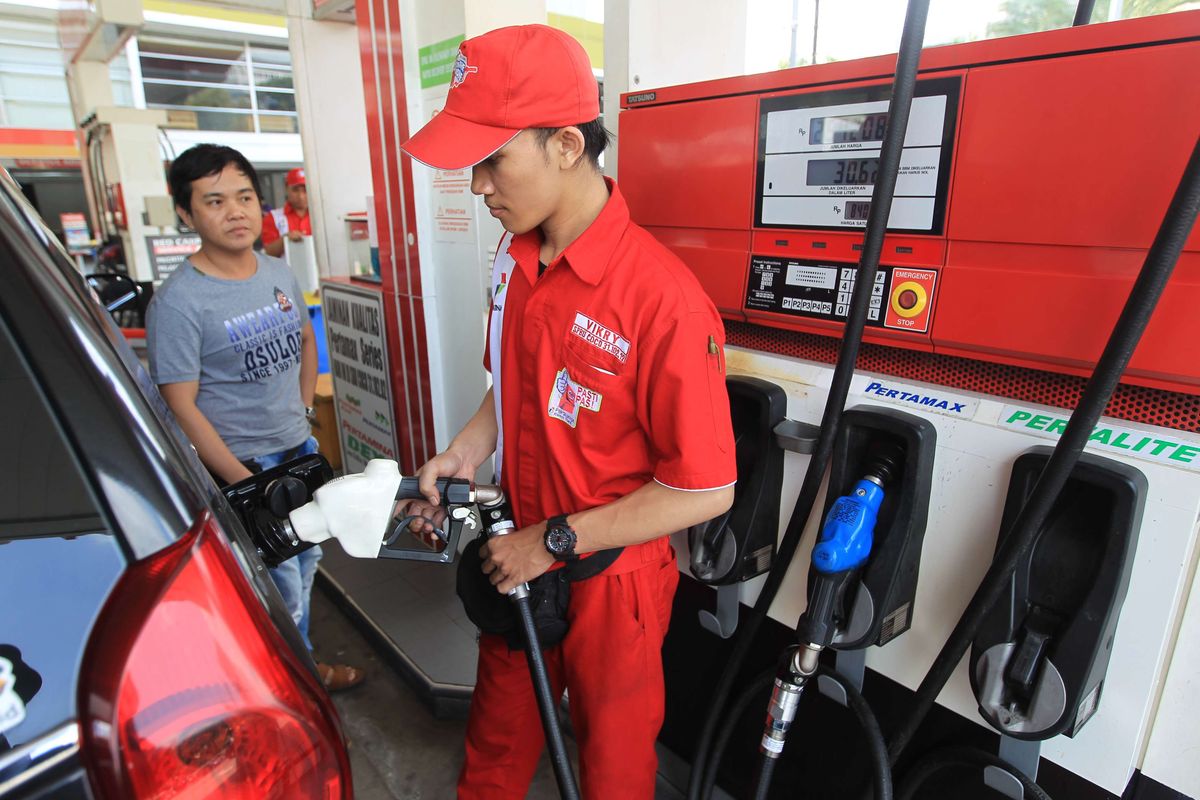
left=815, top=407, right=936, bottom=699
left=749, top=443, right=903, bottom=800
left=741, top=406, right=935, bottom=800
left=687, top=2, right=935, bottom=796
left=950, top=448, right=1146, bottom=800
left=688, top=376, right=788, bottom=637
left=971, top=448, right=1146, bottom=743
left=224, top=457, right=582, bottom=800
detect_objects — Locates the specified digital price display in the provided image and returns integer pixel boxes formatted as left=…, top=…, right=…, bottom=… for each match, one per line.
left=756, top=77, right=959, bottom=233
left=807, top=157, right=880, bottom=186
left=809, top=112, right=889, bottom=145
left=845, top=201, right=871, bottom=221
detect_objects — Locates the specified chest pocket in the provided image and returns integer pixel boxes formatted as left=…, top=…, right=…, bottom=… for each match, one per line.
left=550, top=321, right=632, bottom=432
left=562, top=312, right=631, bottom=381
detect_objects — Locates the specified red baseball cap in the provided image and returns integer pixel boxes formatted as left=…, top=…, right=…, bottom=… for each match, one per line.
left=286, top=167, right=306, bottom=186
left=401, top=25, right=599, bottom=171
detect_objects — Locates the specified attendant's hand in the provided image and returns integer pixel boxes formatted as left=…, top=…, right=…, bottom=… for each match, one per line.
left=287, top=229, right=305, bottom=242
left=399, top=449, right=478, bottom=545
left=479, top=522, right=555, bottom=595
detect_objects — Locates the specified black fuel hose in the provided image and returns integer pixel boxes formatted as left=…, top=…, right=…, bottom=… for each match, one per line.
left=515, top=594, right=579, bottom=800
left=701, top=666, right=892, bottom=800
left=824, top=665, right=893, bottom=800
left=883, top=134, right=1200, bottom=768
left=700, top=668, right=774, bottom=798
left=896, top=746, right=1052, bottom=800
left=1072, top=0, right=1096, bottom=26
left=752, top=756, right=777, bottom=800
left=687, top=1, right=931, bottom=795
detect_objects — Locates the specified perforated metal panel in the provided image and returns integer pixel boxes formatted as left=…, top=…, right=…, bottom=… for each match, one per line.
left=726, top=322, right=1200, bottom=433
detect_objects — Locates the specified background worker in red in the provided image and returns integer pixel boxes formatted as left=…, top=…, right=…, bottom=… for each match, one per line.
left=261, top=166, right=311, bottom=257
left=399, top=24, right=737, bottom=799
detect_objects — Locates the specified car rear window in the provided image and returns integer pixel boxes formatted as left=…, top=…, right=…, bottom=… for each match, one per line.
left=0, top=314, right=124, bottom=750
left=0, top=329, right=105, bottom=539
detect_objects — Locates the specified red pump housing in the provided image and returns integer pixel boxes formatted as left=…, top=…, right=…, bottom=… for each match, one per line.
left=619, top=12, right=1200, bottom=402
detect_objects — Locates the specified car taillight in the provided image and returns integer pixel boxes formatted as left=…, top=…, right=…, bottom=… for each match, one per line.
left=80, top=511, right=352, bottom=799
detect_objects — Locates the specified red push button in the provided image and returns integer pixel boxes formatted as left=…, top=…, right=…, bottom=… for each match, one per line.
left=884, top=268, right=937, bottom=333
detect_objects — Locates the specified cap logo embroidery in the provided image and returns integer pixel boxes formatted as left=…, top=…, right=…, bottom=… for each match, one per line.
left=547, top=367, right=602, bottom=428
left=570, top=312, right=630, bottom=363
left=451, top=52, right=478, bottom=89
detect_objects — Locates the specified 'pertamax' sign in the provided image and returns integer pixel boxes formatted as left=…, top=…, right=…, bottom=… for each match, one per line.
left=851, top=376, right=978, bottom=418
left=1000, top=405, right=1200, bottom=471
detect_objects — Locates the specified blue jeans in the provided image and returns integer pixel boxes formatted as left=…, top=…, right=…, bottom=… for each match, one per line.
left=252, top=436, right=322, bottom=651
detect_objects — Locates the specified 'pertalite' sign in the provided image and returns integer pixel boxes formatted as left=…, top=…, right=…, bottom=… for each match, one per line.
left=1000, top=405, right=1200, bottom=471
left=322, top=282, right=398, bottom=474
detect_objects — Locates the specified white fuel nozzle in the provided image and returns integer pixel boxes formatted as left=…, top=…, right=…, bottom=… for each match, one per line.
left=288, top=458, right=403, bottom=559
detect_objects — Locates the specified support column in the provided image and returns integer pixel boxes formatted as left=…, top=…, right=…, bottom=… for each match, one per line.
left=286, top=0, right=373, bottom=279
left=355, top=0, right=548, bottom=473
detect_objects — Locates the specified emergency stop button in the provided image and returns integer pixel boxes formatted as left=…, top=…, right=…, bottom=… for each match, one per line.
left=884, top=268, right=937, bottom=333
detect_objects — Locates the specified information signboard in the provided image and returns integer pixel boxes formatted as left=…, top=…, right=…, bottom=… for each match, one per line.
left=322, top=281, right=399, bottom=474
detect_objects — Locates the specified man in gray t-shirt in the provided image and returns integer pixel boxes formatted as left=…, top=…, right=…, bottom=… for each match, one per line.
left=148, top=251, right=311, bottom=461
left=147, top=143, right=362, bottom=691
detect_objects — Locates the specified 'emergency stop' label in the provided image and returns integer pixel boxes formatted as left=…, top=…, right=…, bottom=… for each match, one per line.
left=884, top=268, right=936, bottom=333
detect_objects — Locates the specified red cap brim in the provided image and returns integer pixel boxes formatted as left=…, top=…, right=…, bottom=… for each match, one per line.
left=401, top=110, right=521, bottom=171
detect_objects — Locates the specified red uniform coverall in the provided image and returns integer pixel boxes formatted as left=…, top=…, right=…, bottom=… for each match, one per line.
left=261, top=202, right=311, bottom=248
left=458, top=179, right=737, bottom=799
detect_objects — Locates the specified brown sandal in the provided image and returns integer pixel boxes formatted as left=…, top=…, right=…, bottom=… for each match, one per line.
left=317, top=662, right=365, bottom=692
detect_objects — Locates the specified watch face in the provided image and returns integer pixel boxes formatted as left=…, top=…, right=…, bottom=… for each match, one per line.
left=547, top=528, right=574, bottom=554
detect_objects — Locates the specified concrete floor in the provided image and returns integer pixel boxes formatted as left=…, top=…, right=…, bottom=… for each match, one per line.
left=309, top=585, right=576, bottom=799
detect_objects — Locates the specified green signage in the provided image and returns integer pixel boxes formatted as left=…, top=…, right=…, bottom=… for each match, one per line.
left=1000, top=406, right=1200, bottom=469
left=419, top=35, right=464, bottom=89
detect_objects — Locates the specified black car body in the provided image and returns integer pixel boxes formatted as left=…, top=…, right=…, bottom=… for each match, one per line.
left=0, top=168, right=352, bottom=799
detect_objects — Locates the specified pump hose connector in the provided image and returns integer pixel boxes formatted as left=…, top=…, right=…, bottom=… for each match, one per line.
left=759, top=645, right=822, bottom=759
left=476, top=490, right=528, bottom=601
left=761, top=679, right=803, bottom=760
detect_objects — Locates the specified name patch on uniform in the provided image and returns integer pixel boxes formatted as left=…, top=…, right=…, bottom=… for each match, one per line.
left=547, top=367, right=602, bottom=428
left=571, top=313, right=630, bottom=363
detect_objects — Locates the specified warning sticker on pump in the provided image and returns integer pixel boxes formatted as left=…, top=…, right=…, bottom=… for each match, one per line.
left=999, top=405, right=1200, bottom=472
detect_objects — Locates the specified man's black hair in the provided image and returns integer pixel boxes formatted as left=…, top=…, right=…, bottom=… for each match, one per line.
left=168, top=143, right=262, bottom=213
left=532, top=119, right=612, bottom=169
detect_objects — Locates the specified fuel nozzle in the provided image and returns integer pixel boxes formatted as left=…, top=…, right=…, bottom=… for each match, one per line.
left=287, top=459, right=502, bottom=559
left=796, top=443, right=903, bottom=649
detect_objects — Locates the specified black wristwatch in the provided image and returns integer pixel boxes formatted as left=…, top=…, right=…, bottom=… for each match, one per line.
left=543, top=514, right=578, bottom=562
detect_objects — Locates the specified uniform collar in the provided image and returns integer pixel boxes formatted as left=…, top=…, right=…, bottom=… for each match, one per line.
left=506, top=177, right=629, bottom=286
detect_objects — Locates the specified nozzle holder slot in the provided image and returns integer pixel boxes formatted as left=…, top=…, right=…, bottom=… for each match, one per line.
left=821, top=404, right=936, bottom=650
left=970, top=447, right=1146, bottom=740
left=689, top=376, right=787, bottom=587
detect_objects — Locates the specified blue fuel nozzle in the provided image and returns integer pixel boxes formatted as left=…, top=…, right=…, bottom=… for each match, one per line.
left=811, top=477, right=885, bottom=575
left=797, top=448, right=899, bottom=648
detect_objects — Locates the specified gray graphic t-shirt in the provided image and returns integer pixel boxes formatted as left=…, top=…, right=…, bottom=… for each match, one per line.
left=147, top=252, right=312, bottom=460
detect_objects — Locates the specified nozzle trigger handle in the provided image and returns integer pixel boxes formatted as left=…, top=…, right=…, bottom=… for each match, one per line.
left=395, top=476, right=474, bottom=505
